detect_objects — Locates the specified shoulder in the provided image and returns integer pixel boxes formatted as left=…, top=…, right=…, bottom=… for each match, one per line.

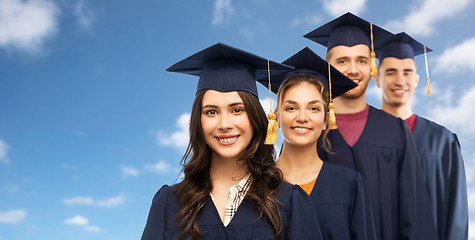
left=415, top=115, right=461, bottom=148
left=416, top=115, right=457, bottom=138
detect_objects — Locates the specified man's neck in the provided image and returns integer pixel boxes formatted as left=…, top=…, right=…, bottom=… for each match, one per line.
left=333, top=94, right=367, bottom=114
left=381, top=101, right=413, bottom=120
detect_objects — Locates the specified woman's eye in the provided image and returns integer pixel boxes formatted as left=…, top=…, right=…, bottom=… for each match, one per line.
left=311, top=107, right=320, bottom=111
left=232, top=108, right=244, bottom=113
left=206, top=109, right=217, bottom=115
left=285, top=106, right=296, bottom=111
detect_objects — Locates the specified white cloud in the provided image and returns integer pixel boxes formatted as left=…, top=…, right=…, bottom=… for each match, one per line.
left=144, top=160, right=171, bottom=174
left=0, top=139, right=9, bottom=164
left=95, top=195, right=124, bottom=207
left=292, top=14, right=322, bottom=28
left=158, top=113, right=190, bottom=149
left=433, top=37, right=475, bottom=73
left=120, top=165, right=139, bottom=177
left=385, top=0, right=471, bottom=36
left=65, top=215, right=88, bottom=225
left=0, top=0, right=60, bottom=53
left=470, top=219, right=475, bottom=238
left=73, top=0, right=94, bottom=30
left=365, top=84, right=382, bottom=103
left=63, top=194, right=124, bottom=207
left=322, top=0, right=366, bottom=17
left=63, top=196, right=93, bottom=206
left=428, top=84, right=475, bottom=135
left=65, top=215, right=103, bottom=233
left=84, top=225, right=102, bottom=232
left=0, top=209, right=27, bottom=223
left=212, top=0, right=234, bottom=25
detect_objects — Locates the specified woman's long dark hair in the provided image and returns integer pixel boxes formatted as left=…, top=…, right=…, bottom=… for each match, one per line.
left=172, top=90, right=283, bottom=240
left=275, top=74, right=332, bottom=152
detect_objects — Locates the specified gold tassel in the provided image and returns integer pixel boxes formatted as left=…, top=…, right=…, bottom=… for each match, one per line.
left=370, top=51, right=378, bottom=76
left=327, top=63, right=337, bottom=130
left=327, top=102, right=337, bottom=130
left=424, top=45, right=431, bottom=95
left=264, top=112, right=278, bottom=145
left=264, top=59, right=277, bottom=145
left=370, top=23, right=378, bottom=76
left=427, top=77, right=431, bottom=95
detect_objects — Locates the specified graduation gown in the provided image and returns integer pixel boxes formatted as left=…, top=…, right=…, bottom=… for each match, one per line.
left=310, top=162, right=376, bottom=240
left=412, top=115, right=468, bottom=240
left=141, top=182, right=323, bottom=240
left=319, top=106, right=437, bottom=240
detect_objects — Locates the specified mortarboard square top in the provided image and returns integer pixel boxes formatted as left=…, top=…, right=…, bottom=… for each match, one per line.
left=303, top=12, right=393, bottom=51
left=376, top=32, right=433, bottom=60
left=166, top=43, right=293, bottom=97
left=257, top=47, right=357, bottom=98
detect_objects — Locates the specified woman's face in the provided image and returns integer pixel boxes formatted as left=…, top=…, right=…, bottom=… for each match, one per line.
left=278, top=82, right=326, bottom=147
left=201, top=90, right=253, bottom=161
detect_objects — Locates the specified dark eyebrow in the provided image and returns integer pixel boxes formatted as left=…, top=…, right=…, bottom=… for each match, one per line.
left=385, top=68, right=397, bottom=73
left=403, top=68, right=414, bottom=72
left=202, top=104, right=218, bottom=109
left=284, top=100, right=323, bottom=105
left=309, top=100, right=324, bottom=105
left=229, top=102, right=244, bottom=107
left=202, top=102, right=244, bottom=109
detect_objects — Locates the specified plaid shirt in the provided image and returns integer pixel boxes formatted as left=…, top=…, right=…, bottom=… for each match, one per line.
left=211, top=173, right=251, bottom=227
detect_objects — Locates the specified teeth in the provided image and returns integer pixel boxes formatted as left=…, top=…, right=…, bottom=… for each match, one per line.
left=218, top=137, right=237, bottom=143
left=294, top=127, right=309, bottom=131
left=393, top=90, right=406, bottom=93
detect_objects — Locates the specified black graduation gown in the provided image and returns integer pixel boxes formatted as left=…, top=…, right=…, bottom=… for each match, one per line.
left=310, top=162, right=377, bottom=240
left=319, top=106, right=437, bottom=240
left=412, top=115, right=468, bottom=240
left=141, top=182, right=323, bottom=240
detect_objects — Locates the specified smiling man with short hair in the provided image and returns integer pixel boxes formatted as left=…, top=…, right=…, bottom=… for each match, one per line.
left=375, top=32, right=468, bottom=240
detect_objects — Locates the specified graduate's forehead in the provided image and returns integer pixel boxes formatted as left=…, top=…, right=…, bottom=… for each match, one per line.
left=201, top=90, right=244, bottom=107
left=380, top=57, right=417, bottom=71
left=327, top=44, right=371, bottom=61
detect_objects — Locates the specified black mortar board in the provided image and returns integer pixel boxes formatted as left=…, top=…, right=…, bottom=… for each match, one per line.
left=257, top=47, right=357, bottom=98
left=167, top=43, right=293, bottom=97
left=376, top=32, right=432, bottom=60
left=303, top=12, right=393, bottom=50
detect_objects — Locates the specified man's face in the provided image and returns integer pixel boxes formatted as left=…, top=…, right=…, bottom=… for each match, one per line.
left=326, top=44, right=371, bottom=100
left=375, top=57, right=419, bottom=107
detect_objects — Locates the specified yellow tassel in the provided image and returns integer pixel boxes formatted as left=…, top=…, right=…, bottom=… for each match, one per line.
left=264, top=112, right=278, bottom=145
left=427, top=77, right=431, bottom=95
left=370, top=51, right=378, bottom=76
left=369, top=23, right=377, bottom=77
left=327, top=102, right=337, bottom=130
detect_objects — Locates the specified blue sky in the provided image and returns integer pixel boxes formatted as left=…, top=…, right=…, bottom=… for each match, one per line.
left=1, top=0, right=475, bottom=239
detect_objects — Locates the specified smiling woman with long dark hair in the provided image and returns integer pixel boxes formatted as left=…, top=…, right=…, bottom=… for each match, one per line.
left=140, top=43, right=323, bottom=240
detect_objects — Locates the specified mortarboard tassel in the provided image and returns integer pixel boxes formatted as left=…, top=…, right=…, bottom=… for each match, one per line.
left=327, top=63, right=337, bottom=130
left=370, top=23, right=378, bottom=77
left=264, top=59, right=278, bottom=145
left=424, top=45, right=431, bottom=95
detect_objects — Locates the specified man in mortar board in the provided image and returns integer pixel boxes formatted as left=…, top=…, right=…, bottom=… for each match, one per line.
left=374, top=32, right=468, bottom=240
left=304, top=12, right=438, bottom=239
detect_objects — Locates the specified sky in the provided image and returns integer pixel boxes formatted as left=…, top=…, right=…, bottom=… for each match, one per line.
left=1, top=0, right=475, bottom=239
